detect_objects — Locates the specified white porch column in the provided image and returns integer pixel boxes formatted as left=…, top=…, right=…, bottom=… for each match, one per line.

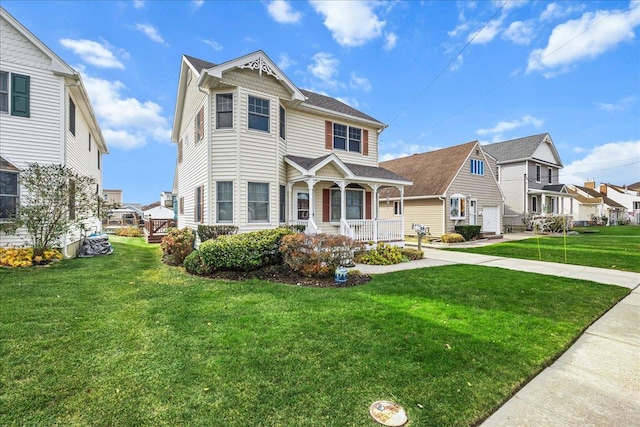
left=370, top=184, right=380, bottom=243
left=305, top=178, right=319, bottom=231
left=399, top=185, right=405, bottom=241
left=337, top=181, right=347, bottom=234
left=287, top=182, right=294, bottom=223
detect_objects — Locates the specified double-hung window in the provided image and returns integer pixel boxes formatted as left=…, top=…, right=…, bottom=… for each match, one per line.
left=216, top=94, right=233, bottom=129
left=195, top=107, right=204, bottom=141
left=216, top=181, right=233, bottom=222
left=548, top=167, right=553, bottom=184
left=450, top=197, right=465, bottom=219
left=332, top=123, right=362, bottom=153
left=248, top=182, right=269, bottom=222
left=535, top=164, right=541, bottom=183
left=279, top=185, right=286, bottom=222
left=194, top=186, right=204, bottom=223
left=333, top=123, right=347, bottom=150
left=69, top=97, right=76, bottom=136
left=348, top=127, right=361, bottom=152
left=330, top=188, right=363, bottom=221
left=0, top=169, right=19, bottom=219
left=0, top=72, right=8, bottom=113
left=0, top=72, right=30, bottom=117
left=470, top=159, right=484, bottom=175
left=248, top=96, right=269, bottom=132
left=279, top=106, right=286, bottom=140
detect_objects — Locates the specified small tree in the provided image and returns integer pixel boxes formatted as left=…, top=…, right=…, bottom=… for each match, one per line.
left=19, top=163, right=104, bottom=257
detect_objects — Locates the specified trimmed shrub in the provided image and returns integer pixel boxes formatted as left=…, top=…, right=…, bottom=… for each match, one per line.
left=279, top=233, right=363, bottom=277
left=160, top=227, right=195, bottom=266
left=115, top=226, right=142, bottom=237
left=355, top=242, right=404, bottom=265
left=399, top=247, right=424, bottom=261
left=183, top=250, right=214, bottom=276
left=454, top=225, right=481, bottom=241
left=199, top=228, right=293, bottom=271
left=197, top=225, right=238, bottom=242
left=0, top=246, right=62, bottom=267
left=441, top=233, right=465, bottom=243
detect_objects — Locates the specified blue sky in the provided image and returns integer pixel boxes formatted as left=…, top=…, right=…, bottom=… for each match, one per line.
left=4, top=0, right=639, bottom=204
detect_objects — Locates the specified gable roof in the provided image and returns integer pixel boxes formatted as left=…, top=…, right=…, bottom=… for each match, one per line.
left=483, top=133, right=561, bottom=167
left=0, top=7, right=108, bottom=155
left=299, top=89, right=383, bottom=125
left=380, top=141, right=479, bottom=197
left=284, top=154, right=410, bottom=185
left=574, top=185, right=626, bottom=209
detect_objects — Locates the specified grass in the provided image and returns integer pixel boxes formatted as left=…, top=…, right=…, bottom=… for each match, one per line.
left=448, top=225, right=640, bottom=273
left=0, top=236, right=629, bottom=426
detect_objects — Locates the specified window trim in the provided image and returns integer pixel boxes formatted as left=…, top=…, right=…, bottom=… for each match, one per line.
left=535, top=164, right=541, bottom=183
left=279, top=105, right=286, bottom=140
left=248, top=95, right=270, bottom=133
left=216, top=93, right=233, bottom=129
left=470, top=159, right=484, bottom=176
left=450, top=196, right=466, bottom=220
left=0, top=169, right=19, bottom=220
left=330, top=188, right=364, bottom=222
left=393, top=201, right=402, bottom=216
left=216, top=181, right=233, bottom=223
left=0, top=71, right=8, bottom=114
left=296, top=190, right=310, bottom=221
left=248, top=182, right=269, bottom=223
left=69, top=97, right=76, bottom=136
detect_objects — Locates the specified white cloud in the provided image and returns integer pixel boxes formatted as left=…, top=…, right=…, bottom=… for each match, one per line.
left=528, top=3, right=640, bottom=74
left=132, top=0, right=145, bottom=9
left=201, top=38, right=223, bottom=51
left=379, top=142, right=440, bottom=161
left=448, top=22, right=469, bottom=38
left=540, top=3, right=585, bottom=22
left=503, top=20, right=535, bottom=45
left=469, top=15, right=504, bottom=44
left=135, top=23, right=167, bottom=45
left=383, top=32, right=398, bottom=50
left=278, top=53, right=296, bottom=70
left=60, top=39, right=124, bottom=69
left=307, top=52, right=341, bottom=89
left=267, top=0, right=302, bottom=24
left=596, top=96, right=637, bottom=111
left=192, top=0, right=204, bottom=9
left=82, top=74, right=171, bottom=151
left=560, top=140, right=640, bottom=186
left=476, top=115, right=544, bottom=141
left=311, top=0, right=385, bottom=47
left=349, top=72, right=371, bottom=92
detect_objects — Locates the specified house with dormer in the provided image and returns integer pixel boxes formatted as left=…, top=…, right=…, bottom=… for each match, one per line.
left=483, top=133, right=571, bottom=229
left=0, top=7, right=108, bottom=256
left=378, top=141, right=504, bottom=238
left=171, top=51, right=411, bottom=244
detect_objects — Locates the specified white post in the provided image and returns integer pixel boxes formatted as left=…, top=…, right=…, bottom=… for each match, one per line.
left=337, top=181, right=347, bottom=235
left=371, top=184, right=380, bottom=243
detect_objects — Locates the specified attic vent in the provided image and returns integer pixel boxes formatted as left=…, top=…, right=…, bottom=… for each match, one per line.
left=475, top=149, right=480, bottom=155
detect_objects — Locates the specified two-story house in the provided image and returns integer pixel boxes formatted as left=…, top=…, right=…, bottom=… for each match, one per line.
left=566, top=182, right=627, bottom=225
left=171, top=51, right=411, bottom=244
left=378, top=141, right=504, bottom=238
left=483, top=133, right=571, bottom=230
left=0, top=7, right=108, bottom=256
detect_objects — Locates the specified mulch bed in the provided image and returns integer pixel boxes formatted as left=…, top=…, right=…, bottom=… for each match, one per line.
left=203, top=264, right=371, bottom=288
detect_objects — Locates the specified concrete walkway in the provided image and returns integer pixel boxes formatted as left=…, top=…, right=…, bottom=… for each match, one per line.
left=353, top=236, right=640, bottom=426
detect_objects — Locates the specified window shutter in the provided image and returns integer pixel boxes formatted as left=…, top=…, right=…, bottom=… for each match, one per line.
left=365, top=191, right=372, bottom=219
left=363, top=129, right=369, bottom=156
left=11, top=74, right=30, bottom=117
left=325, top=121, right=332, bottom=149
left=322, top=189, right=330, bottom=222
left=194, top=188, right=198, bottom=222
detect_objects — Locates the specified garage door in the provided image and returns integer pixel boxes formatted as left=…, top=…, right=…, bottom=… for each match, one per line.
left=483, top=206, right=499, bottom=233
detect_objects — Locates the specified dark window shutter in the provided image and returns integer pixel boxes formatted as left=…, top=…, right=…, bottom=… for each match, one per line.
left=11, top=74, right=30, bottom=117
left=365, top=191, right=372, bottom=219
left=325, top=121, right=332, bottom=150
left=322, top=189, right=330, bottom=222
left=363, top=129, right=369, bottom=156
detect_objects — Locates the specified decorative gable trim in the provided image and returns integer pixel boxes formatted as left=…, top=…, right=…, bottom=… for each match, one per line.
left=237, top=56, right=279, bottom=80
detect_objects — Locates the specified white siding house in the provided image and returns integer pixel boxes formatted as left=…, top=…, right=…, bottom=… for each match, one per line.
left=0, top=7, right=108, bottom=256
left=171, top=51, right=411, bottom=244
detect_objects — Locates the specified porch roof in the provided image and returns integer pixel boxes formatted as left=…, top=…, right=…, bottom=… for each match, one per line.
left=284, top=154, right=411, bottom=185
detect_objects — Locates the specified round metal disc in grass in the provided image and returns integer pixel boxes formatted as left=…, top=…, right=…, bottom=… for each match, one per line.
left=369, top=400, right=407, bottom=426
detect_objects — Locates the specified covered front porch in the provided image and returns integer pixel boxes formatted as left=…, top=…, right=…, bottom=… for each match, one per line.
left=529, top=184, right=574, bottom=215
left=284, top=154, right=412, bottom=244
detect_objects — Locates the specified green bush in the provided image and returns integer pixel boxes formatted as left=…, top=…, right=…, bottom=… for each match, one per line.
left=197, top=225, right=238, bottom=242
left=183, top=250, right=214, bottom=275
left=279, top=233, right=363, bottom=277
left=115, top=226, right=142, bottom=237
left=399, top=247, right=424, bottom=261
left=198, top=228, right=293, bottom=271
left=454, top=225, right=481, bottom=241
left=282, top=224, right=306, bottom=233
left=441, top=233, right=465, bottom=243
left=160, top=227, right=195, bottom=265
left=355, top=242, right=405, bottom=265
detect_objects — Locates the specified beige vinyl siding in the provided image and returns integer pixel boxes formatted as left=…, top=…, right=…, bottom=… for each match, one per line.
left=446, top=154, right=503, bottom=233
left=285, top=109, right=379, bottom=167
left=499, top=163, right=526, bottom=217
left=378, top=198, right=444, bottom=238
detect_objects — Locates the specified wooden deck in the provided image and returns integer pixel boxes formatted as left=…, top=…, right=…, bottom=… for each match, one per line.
left=144, top=218, right=176, bottom=243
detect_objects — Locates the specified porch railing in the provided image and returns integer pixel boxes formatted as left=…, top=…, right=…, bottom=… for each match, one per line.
left=288, top=219, right=403, bottom=243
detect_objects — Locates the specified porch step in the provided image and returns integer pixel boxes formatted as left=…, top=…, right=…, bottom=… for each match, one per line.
left=479, top=232, right=503, bottom=240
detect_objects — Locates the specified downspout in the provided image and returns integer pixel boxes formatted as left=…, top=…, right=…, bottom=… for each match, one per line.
left=197, top=84, right=212, bottom=227
left=61, top=78, right=77, bottom=258
left=439, top=195, right=446, bottom=235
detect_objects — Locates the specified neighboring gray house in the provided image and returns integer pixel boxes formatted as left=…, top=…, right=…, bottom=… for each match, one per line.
left=483, top=133, right=572, bottom=229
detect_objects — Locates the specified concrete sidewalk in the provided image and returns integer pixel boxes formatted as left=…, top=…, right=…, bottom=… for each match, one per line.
left=353, top=244, right=640, bottom=426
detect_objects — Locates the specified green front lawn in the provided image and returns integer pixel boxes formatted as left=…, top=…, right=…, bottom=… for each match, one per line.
left=449, top=225, right=640, bottom=273
left=0, top=237, right=629, bottom=426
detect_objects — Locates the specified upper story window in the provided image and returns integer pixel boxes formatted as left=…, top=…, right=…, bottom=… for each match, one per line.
left=535, top=164, right=541, bottom=183
left=69, top=97, right=76, bottom=136
left=0, top=169, right=19, bottom=219
left=470, top=159, right=484, bottom=175
left=0, top=72, right=8, bottom=113
left=195, top=107, right=204, bottom=141
left=548, top=167, right=553, bottom=184
left=348, top=127, right=361, bottom=152
left=333, top=123, right=347, bottom=150
left=496, top=166, right=500, bottom=183
left=216, top=94, right=233, bottom=129
left=325, top=120, right=368, bottom=155
left=248, top=96, right=269, bottom=132
left=279, top=106, right=286, bottom=140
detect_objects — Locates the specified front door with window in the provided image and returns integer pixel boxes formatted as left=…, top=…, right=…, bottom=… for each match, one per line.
left=469, top=200, right=477, bottom=225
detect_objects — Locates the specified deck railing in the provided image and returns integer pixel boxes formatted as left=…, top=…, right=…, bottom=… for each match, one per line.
left=144, top=218, right=176, bottom=242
